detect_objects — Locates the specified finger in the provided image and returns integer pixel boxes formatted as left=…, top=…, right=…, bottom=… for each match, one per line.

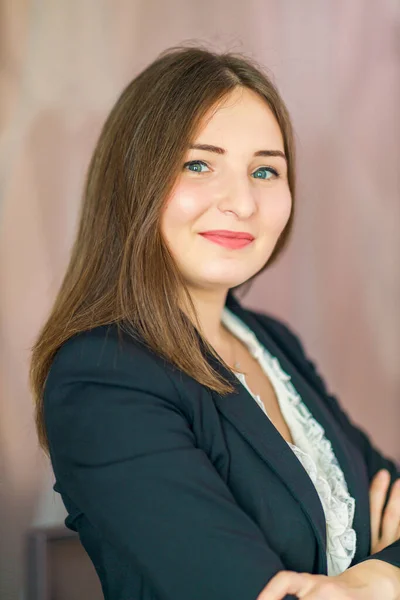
left=370, top=470, right=390, bottom=549
left=380, top=478, right=400, bottom=547
left=256, top=571, right=317, bottom=600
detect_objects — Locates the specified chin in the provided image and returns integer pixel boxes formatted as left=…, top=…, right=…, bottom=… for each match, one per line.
left=196, top=274, right=250, bottom=290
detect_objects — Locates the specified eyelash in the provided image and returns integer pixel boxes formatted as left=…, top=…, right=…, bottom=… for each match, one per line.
left=183, top=160, right=280, bottom=179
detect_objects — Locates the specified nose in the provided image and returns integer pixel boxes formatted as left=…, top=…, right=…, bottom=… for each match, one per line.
left=217, top=175, right=257, bottom=218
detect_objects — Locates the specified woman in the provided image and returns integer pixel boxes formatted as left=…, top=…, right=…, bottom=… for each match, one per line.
left=29, top=45, right=400, bottom=600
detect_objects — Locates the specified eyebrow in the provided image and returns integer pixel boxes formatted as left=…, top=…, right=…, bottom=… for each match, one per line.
left=188, top=143, right=287, bottom=161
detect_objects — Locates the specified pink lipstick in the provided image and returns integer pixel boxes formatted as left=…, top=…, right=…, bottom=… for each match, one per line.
left=199, top=230, right=254, bottom=249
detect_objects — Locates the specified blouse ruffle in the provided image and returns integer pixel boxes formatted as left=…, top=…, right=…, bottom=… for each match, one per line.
left=222, top=307, right=357, bottom=576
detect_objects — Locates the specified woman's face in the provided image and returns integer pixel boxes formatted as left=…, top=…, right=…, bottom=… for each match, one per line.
left=160, top=86, right=292, bottom=293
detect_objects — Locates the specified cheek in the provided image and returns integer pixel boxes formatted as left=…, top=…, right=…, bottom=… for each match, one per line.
left=162, top=184, right=206, bottom=229
left=260, top=190, right=292, bottom=233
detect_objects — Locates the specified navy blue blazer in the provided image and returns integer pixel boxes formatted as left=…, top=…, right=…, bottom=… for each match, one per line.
left=44, top=290, right=400, bottom=600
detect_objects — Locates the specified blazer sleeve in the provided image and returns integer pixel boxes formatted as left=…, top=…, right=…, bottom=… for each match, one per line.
left=44, top=329, right=297, bottom=600
left=252, top=310, right=400, bottom=569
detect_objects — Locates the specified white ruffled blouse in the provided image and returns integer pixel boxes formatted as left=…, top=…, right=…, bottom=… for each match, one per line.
left=222, top=306, right=357, bottom=576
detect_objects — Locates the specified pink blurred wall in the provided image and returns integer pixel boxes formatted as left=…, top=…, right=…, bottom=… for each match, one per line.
left=0, top=1, right=399, bottom=597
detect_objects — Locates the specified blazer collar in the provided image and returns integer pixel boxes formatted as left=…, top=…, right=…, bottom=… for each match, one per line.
left=203, top=290, right=370, bottom=573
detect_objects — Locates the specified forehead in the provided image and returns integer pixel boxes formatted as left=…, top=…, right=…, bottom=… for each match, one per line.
left=193, top=87, right=284, bottom=149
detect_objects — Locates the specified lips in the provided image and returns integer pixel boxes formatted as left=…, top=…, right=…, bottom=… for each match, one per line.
left=199, top=230, right=254, bottom=241
left=199, top=233, right=254, bottom=249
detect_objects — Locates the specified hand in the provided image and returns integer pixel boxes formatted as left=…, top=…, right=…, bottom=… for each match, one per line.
left=256, top=560, right=398, bottom=600
left=370, top=469, right=400, bottom=554
left=256, top=571, right=368, bottom=599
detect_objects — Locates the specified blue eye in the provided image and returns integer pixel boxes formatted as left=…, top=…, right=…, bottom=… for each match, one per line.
left=253, top=167, right=279, bottom=180
left=183, top=161, right=279, bottom=179
left=183, top=160, right=210, bottom=173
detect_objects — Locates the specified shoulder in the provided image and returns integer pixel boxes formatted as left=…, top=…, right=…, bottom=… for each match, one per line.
left=45, top=322, right=179, bottom=403
left=43, top=324, right=197, bottom=476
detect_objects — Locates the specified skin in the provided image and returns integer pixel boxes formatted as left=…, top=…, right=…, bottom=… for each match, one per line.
left=370, top=469, right=400, bottom=555
left=160, top=86, right=291, bottom=352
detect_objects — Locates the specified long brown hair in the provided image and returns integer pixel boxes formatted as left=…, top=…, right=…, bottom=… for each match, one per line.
left=29, top=43, right=297, bottom=453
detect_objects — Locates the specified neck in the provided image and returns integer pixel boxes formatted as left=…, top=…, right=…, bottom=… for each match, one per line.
left=179, top=287, right=243, bottom=371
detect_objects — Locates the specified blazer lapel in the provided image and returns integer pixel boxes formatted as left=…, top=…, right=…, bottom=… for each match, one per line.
left=202, top=290, right=369, bottom=573
left=197, top=292, right=326, bottom=574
